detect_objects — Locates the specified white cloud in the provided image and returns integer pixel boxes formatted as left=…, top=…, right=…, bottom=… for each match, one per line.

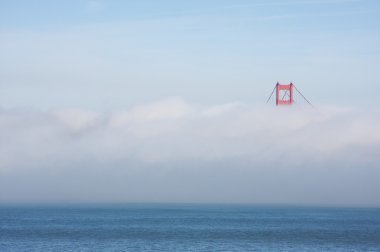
left=0, top=99, right=379, bottom=205
left=1, top=98, right=379, bottom=167
left=53, top=108, right=100, bottom=131
left=109, top=98, right=195, bottom=126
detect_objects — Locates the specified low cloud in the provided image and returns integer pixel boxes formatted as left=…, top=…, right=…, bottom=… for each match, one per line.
left=0, top=98, right=379, bottom=206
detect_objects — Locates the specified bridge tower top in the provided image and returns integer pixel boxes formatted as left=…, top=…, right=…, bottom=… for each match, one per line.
left=276, top=82, right=294, bottom=106
left=266, top=82, right=314, bottom=108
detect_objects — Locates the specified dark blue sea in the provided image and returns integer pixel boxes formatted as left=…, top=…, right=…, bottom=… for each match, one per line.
left=1, top=204, right=380, bottom=251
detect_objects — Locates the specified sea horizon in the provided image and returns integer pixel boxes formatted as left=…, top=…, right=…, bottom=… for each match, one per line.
left=2, top=201, right=380, bottom=209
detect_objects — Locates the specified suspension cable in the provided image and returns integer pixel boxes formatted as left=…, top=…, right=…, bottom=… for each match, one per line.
left=266, top=85, right=277, bottom=103
left=293, top=85, right=315, bottom=108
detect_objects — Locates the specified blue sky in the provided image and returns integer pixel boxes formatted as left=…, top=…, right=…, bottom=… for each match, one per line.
left=1, top=0, right=379, bottom=110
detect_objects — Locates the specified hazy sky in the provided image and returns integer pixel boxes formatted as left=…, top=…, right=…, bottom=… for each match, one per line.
left=1, top=0, right=380, bottom=206
left=1, top=0, right=379, bottom=109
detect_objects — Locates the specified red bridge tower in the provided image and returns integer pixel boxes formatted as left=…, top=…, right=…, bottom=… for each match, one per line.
left=276, top=82, right=294, bottom=106
left=266, top=82, right=314, bottom=108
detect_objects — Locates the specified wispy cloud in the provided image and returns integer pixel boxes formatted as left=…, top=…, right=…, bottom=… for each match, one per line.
left=85, top=0, right=105, bottom=14
left=179, top=0, right=361, bottom=16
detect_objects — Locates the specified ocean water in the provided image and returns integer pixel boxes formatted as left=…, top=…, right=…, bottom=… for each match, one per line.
left=1, top=204, right=379, bottom=251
